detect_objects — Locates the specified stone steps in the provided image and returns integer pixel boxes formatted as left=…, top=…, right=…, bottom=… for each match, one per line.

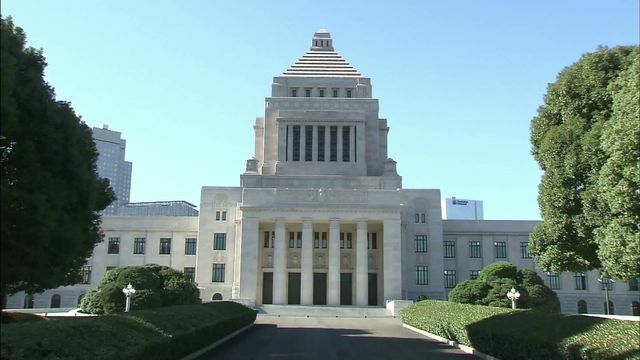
left=256, top=304, right=392, bottom=318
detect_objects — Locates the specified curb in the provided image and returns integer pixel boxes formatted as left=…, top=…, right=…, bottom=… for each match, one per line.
left=402, top=323, right=500, bottom=360
left=181, top=323, right=254, bottom=360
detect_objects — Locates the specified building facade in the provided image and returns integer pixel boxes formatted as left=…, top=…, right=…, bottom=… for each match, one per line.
left=6, top=30, right=639, bottom=315
left=92, top=125, right=132, bottom=215
left=441, top=197, right=484, bottom=220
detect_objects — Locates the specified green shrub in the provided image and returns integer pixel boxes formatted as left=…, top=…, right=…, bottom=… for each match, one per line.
left=447, top=280, right=489, bottom=304
left=79, top=289, right=104, bottom=314
left=400, top=300, right=640, bottom=360
left=1, top=301, right=257, bottom=360
left=478, top=261, right=518, bottom=282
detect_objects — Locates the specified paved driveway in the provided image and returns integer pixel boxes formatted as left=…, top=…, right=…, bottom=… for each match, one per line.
left=196, top=315, right=478, bottom=360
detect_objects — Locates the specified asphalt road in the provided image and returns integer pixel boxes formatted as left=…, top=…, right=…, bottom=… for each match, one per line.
left=196, top=315, right=479, bottom=360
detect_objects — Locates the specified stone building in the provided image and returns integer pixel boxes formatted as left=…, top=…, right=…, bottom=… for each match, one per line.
left=5, top=30, right=639, bottom=315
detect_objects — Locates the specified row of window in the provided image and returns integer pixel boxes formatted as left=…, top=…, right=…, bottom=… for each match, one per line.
left=215, top=211, right=227, bottom=221
left=413, top=267, right=459, bottom=288
left=290, top=88, right=352, bottom=98
left=441, top=240, right=532, bottom=259
left=263, top=232, right=378, bottom=249
left=546, top=273, right=639, bottom=291
left=286, top=125, right=355, bottom=163
left=107, top=235, right=226, bottom=255
left=415, top=213, right=426, bottom=223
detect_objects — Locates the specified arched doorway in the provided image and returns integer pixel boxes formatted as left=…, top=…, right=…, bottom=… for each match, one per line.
left=77, top=294, right=85, bottom=306
left=631, top=301, right=639, bottom=316
left=577, top=300, right=587, bottom=314
left=604, top=300, right=615, bottom=315
left=23, top=294, right=34, bottom=309
left=212, top=293, right=223, bottom=301
left=50, top=294, right=61, bottom=308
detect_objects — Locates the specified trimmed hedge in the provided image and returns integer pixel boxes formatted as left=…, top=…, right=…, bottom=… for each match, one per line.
left=401, top=300, right=640, bottom=360
left=1, top=301, right=257, bottom=360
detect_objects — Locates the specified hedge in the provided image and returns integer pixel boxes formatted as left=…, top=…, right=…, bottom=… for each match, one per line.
left=0, top=312, right=45, bottom=324
left=400, top=300, right=640, bottom=360
left=1, top=301, right=257, bottom=360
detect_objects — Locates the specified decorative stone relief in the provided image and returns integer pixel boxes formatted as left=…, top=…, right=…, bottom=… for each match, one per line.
left=368, top=254, right=378, bottom=270
left=288, top=253, right=301, bottom=269
left=262, top=254, right=273, bottom=268
left=314, top=254, right=327, bottom=268
left=341, top=254, right=352, bottom=270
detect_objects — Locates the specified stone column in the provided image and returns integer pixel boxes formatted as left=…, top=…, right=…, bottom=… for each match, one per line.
left=301, top=218, right=313, bottom=305
left=300, top=124, right=307, bottom=162
left=239, top=217, right=259, bottom=303
left=325, top=126, right=330, bottom=162
left=312, top=126, right=318, bottom=162
left=273, top=218, right=287, bottom=304
left=327, top=218, right=341, bottom=305
left=355, top=219, right=368, bottom=306
left=383, top=218, right=402, bottom=302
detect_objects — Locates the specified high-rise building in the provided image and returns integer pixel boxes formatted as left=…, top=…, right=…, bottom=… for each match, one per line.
left=91, top=125, right=132, bottom=215
left=441, top=197, right=484, bottom=220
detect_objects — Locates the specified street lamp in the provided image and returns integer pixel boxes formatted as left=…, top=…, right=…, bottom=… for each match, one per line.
left=122, top=283, right=136, bottom=312
left=597, top=276, right=615, bottom=315
left=506, top=287, right=520, bottom=310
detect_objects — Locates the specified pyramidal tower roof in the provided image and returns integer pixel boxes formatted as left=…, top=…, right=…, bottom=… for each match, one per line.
left=282, top=29, right=362, bottom=78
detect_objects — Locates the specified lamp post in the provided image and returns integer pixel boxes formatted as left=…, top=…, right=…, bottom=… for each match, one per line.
left=122, top=283, right=136, bottom=312
left=506, top=287, right=520, bottom=310
left=597, top=276, right=615, bottom=315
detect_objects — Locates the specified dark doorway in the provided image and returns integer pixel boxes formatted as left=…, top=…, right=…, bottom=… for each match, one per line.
left=368, top=273, right=378, bottom=306
left=340, top=273, right=352, bottom=305
left=262, top=272, right=273, bottom=304
left=313, top=273, right=327, bottom=305
left=288, top=273, right=301, bottom=304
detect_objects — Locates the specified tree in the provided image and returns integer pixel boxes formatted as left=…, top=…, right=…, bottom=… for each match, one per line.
left=448, top=262, right=560, bottom=312
left=529, top=46, right=639, bottom=279
left=0, top=17, right=114, bottom=298
left=80, top=265, right=201, bottom=314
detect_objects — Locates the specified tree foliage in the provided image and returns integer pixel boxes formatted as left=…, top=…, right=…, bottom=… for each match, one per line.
left=448, top=262, right=560, bottom=312
left=80, top=265, right=201, bottom=314
left=529, top=46, right=639, bottom=279
left=0, top=17, right=114, bottom=296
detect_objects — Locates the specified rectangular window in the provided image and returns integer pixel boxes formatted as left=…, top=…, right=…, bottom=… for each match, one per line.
left=289, top=232, right=295, bottom=248
left=346, top=89, right=352, bottom=98
left=547, top=273, right=560, bottom=290
left=342, top=126, right=350, bottom=162
left=340, top=232, right=345, bottom=249
left=215, top=211, right=220, bottom=220
left=332, top=89, right=338, bottom=97
left=601, top=279, right=614, bottom=291
left=321, top=232, right=328, bottom=248
left=221, top=211, right=227, bottom=221
left=297, top=232, right=302, bottom=248
left=469, top=241, right=481, bottom=258
left=319, top=88, right=325, bottom=97
left=494, top=241, right=507, bottom=258
left=305, top=126, right=313, bottom=161
left=520, top=242, right=531, bottom=259
left=346, top=232, right=352, bottom=249
left=444, top=270, right=457, bottom=288
left=212, top=264, right=225, bottom=282
left=415, top=235, right=428, bottom=253
left=185, top=238, right=197, bottom=255
left=292, top=125, right=301, bottom=161
left=314, top=232, right=320, bottom=248
left=421, top=213, right=426, bottom=223
left=317, top=126, right=325, bottom=161
left=415, top=213, right=420, bottom=223
left=213, top=233, right=226, bottom=250
left=470, top=270, right=480, bottom=280
left=159, top=238, right=171, bottom=255
left=368, top=232, right=377, bottom=249
left=184, top=267, right=195, bottom=282
left=134, top=238, right=146, bottom=254
left=330, top=126, right=337, bottom=162
left=305, top=89, right=311, bottom=97
left=444, top=241, right=456, bottom=258
left=264, top=231, right=274, bottom=248
left=575, top=273, right=587, bottom=290
left=628, top=278, right=639, bottom=291
left=107, top=237, right=120, bottom=254
left=416, top=266, right=429, bottom=285
left=291, top=88, right=297, bottom=97
left=80, top=266, right=92, bottom=284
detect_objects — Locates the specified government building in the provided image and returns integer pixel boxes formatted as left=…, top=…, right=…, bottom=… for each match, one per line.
left=6, top=30, right=639, bottom=315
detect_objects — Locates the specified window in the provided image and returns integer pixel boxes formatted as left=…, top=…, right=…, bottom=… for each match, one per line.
left=297, top=232, right=302, bottom=248
left=215, top=211, right=227, bottom=221
left=444, top=241, right=456, bottom=258
left=470, top=270, right=480, bottom=280
left=289, top=232, right=295, bottom=248
left=134, top=238, right=146, bottom=254
left=305, top=126, right=313, bottom=161
left=416, top=266, right=428, bottom=285
left=184, top=267, right=195, bottom=282
left=291, top=88, right=297, bottom=97
left=264, top=231, right=274, bottom=248
left=329, top=126, right=337, bottom=161
left=421, top=213, right=426, bottom=223
left=577, top=300, right=588, bottom=314
left=212, top=293, right=223, bottom=301
left=212, top=264, right=225, bottom=282
left=319, top=88, right=325, bottom=97
left=415, top=213, right=420, bottom=223
left=342, top=126, right=350, bottom=162
left=305, top=88, right=311, bottom=97
left=547, top=273, right=560, bottom=290
left=415, top=235, right=428, bottom=253
left=346, top=232, right=352, bottom=249
left=600, top=278, right=614, bottom=291
left=520, top=241, right=531, bottom=258
left=107, top=237, right=120, bottom=254
left=332, top=89, right=338, bottom=97
left=23, top=294, right=34, bottom=309
left=80, top=266, right=92, bottom=284
left=317, top=126, right=325, bottom=161
left=346, top=89, right=352, bottom=98
left=314, top=232, right=320, bottom=248
left=321, top=232, right=328, bottom=248
left=50, top=294, right=61, bottom=308
left=368, top=232, right=377, bottom=249
left=444, top=270, right=457, bottom=288
left=340, top=232, right=345, bottom=249
left=469, top=241, right=481, bottom=258
left=292, top=125, right=301, bottom=161
left=185, top=238, right=197, bottom=255
left=575, top=273, right=587, bottom=290
left=213, top=233, right=226, bottom=250
left=159, top=238, right=171, bottom=254
left=629, top=278, right=639, bottom=291
left=494, top=241, right=507, bottom=258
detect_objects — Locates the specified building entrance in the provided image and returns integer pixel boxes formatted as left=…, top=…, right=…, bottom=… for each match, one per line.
left=313, top=273, right=327, bottom=305
left=340, top=273, right=352, bottom=305
left=262, top=272, right=273, bottom=304
left=288, top=272, right=301, bottom=304
left=368, top=273, right=378, bottom=306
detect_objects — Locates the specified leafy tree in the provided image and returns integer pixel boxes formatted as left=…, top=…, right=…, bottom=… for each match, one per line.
left=448, top=262, right=560, bottom=312
left=0, top=17, right=114, bottom=298
left=529, top=46, right=639, bottom=279
left=81, top=265, right=201, bottom=314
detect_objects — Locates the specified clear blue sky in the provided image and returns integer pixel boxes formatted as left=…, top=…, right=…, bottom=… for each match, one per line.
left=2, top=1, right=638, bottom=219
